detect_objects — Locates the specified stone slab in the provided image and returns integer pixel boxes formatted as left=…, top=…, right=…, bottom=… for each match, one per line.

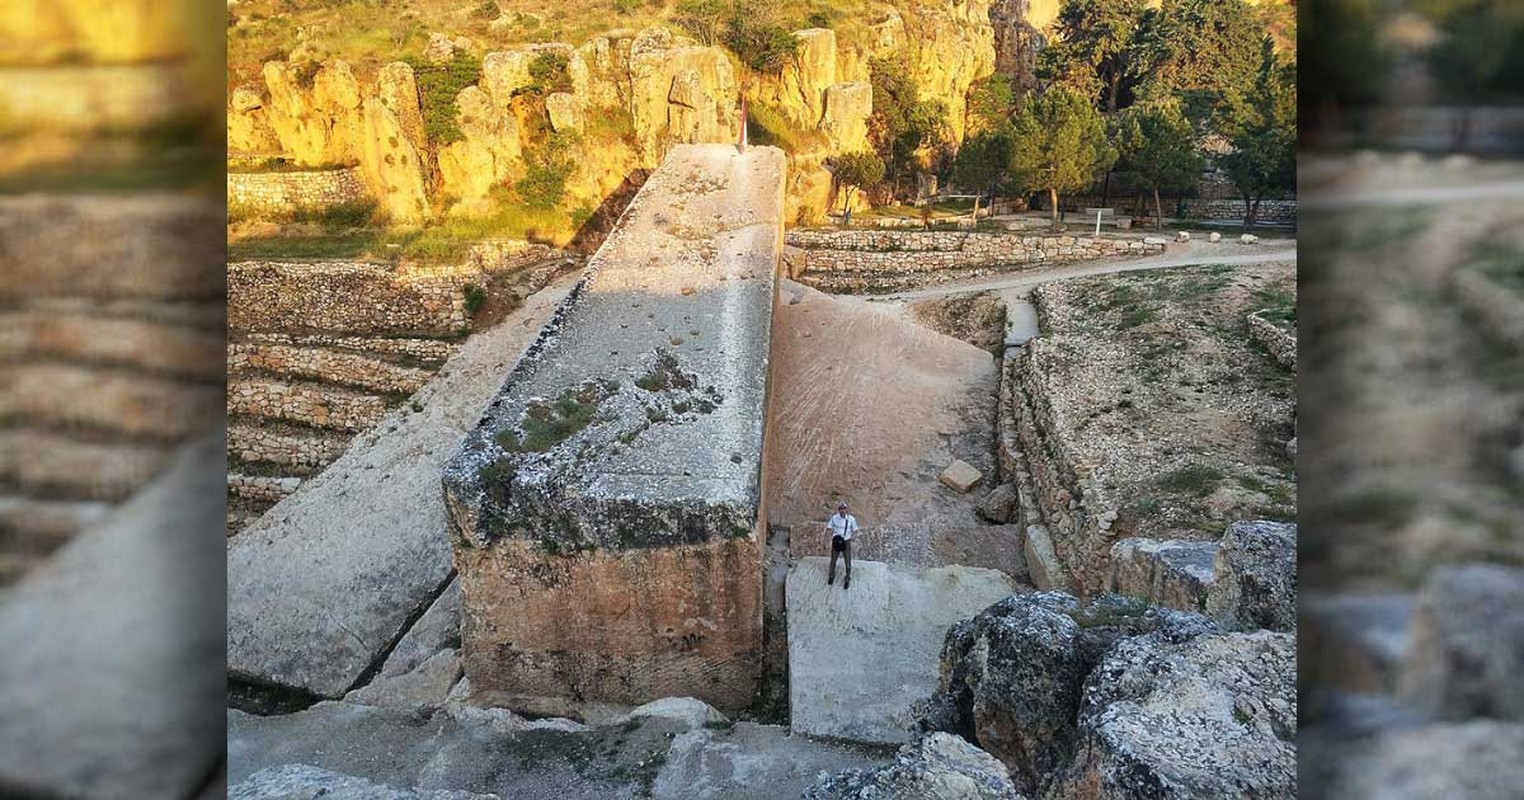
left=443, top=145, right=785, bottom=710
left=0, top=434, right=225, bottom=799
left=938, top=460, right=983, bottom=493
left=443, top=144, right=786, bottom=552
left=231, top=765, right=499, bottom=799
left=1023, top=524, right=1067, bottom=592
left=787, top=557, right=1015, bottom=745
left=227, top=277, right=577, bottom=698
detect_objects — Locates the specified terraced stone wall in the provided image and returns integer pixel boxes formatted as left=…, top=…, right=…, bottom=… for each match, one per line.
left=227, top=167, right=369, bottom=216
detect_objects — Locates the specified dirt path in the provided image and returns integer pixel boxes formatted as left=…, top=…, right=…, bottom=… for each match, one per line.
left=764, top=281, right=1009, bottom=571
left=861, top=239, right=1297, bottom=302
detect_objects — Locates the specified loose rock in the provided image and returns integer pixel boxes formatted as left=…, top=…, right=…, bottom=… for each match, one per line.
left=803, top=733, right=1024, bottom=800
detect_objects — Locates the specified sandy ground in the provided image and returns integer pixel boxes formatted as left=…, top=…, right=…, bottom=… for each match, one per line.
left=764, top=280, right=1002, bottom=568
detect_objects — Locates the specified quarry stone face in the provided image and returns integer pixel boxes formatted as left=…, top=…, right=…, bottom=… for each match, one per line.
left=443, top=144, right=786, bottom=712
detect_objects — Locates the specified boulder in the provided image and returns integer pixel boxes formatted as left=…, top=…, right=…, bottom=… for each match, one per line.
left=628, top=697, right=727, bottom=730
left=653, top=721, right=886, bottom=800
left=1398, top=563, right=1524, bottom=721
left=232, top=86, right=264, bottom=113
left=918, top=592, right=1214, bottom=796
left=940, top=460, right=983, bottom=493
left=976, top=483, right=1019, bottom=524
left=803, top=733, right=1023, bottom=800
left=1205, top=520, right=1296, bottom=631
left=230, top=764, right=499, bottom=799
left=1107, top=537, right=1217, bottom=614
left=1175, top=231, right=1190, bottom=242
left=1208, top=231, right=1222, bottom=243
left=1022, top=524, right=1067, bottom=591
left=1142, top=236, right=1168, bottom=246
left=1241, top=234, right=1260, bottom=244
left=1055, top=629, right=1295, bottom=799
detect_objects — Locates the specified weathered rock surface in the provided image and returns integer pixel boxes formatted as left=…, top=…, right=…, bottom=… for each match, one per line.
left=941, top=460, right=984, bottom=493
left=0, top=435, right=224, bottom=799
left=345, top=649, right=463, bottom=715
left=1397, top=563, right=1524, bottom=721
left=1055, top=629, right=1296, bottom=800
left=918, top=592, right=1213, bottom=796
left=231, top=764, right=499, bottom=799
left=1107, top=537, right=1217, bottom=614
left=652, top=721, right=886, bottom=800
left=378, top=579, right=461, bottom=679
left=1302, top=591, right=1415, bottom=695
left=1022, top=524, right=1067, bottom=591
left=226, top=277, right=577, bottom=698
left=628, top=696, right=726, bottom=730
left=1303, top=720, right=1524, bottom=800
left=1205, top=520, right=1297, bottom=631
left=788, top=558, right=1015, bottom=745
left=802, top=732, right=1023, bottom=800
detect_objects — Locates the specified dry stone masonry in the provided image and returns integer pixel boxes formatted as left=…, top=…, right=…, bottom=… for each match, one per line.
left=785, top=229, right=1166, bottom=291
left=227, top=167, right=369, bottom=216
left=442, top=144, right=786, bottom=713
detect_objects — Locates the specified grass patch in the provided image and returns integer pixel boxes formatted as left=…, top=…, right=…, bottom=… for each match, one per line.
left=1156, top=463, right=1225, bottom=497
left=635, top=351, right=696, bottom=392
left=746, top=101, right=827, bottom=153
left=1471, top=239, right=1524, bottom=294
left=497, top=381, right=617, bottom=453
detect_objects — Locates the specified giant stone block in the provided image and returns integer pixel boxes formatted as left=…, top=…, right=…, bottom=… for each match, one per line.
left=443, top=144, right=786, bottom=712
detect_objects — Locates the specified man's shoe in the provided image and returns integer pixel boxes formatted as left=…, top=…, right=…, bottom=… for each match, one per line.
left=827, top=576, right=834, bottom=586
left=844, top=577, right=851, bottom=590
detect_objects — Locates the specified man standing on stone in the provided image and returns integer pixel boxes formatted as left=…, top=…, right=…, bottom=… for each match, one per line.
left=827, top=501, right=857, bottom=589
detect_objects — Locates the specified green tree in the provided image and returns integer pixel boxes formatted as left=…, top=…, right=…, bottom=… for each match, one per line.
left=952, top=127, right=1012, bottom=221
left=965, top=74, right=1018, bottom=135
left=1132, top=0, right=1265, bottom=130
left=1007, top=88, right=1116, bottom=231
left=1037, top=0, right=1150, bottom=112
left=675, top=0, right=729, bottom=45
left=1114, top=102, right=1204, bottom=229
left=1427, top=3, right=1524, bottom=148
left=1216, top=42, right=1295, bottom=228
left=827, top=151, right=885, bottom=217
left=1299, top=0, right=1389, bottom=135
left=867, top=56, right=948, bottom=199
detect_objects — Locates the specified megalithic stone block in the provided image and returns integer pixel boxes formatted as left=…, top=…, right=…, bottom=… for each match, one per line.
left=442, top=144, right=787, bottom=713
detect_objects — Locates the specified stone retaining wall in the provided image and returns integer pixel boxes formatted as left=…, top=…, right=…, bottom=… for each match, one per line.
left=1454, top=267, right=1524, bottom=352
left=1247, top=312, right=1297, bottom=370
left=227, top=261, right=473, bottom=336
left=239, top=333, right=457, bottom=364
left=1181, top=199, right=1297, bottom=224
left=784, top=230, right=1165, bottom=277
left=228, top=423, right=350, bottom=472
left=227, top=168, right=369, bottom=216
left=228, top=343, right=433, bottom=395
left=0, top=63, right=195, bottom=132
left=1008, top=293, right=1127, bottom=594
left=228, top=474, right=302, bottom=504
left=227, top=380, right=389, bottom=432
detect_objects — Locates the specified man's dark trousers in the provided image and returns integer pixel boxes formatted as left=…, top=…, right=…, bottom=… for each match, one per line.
left=828, top=535, right=852, bottom=587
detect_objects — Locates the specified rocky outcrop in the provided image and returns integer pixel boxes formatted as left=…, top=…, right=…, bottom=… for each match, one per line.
left=360, top=63, right=431, bottom=223
left=989, top=0, right=1051, bottom=97
left=1205, top=520, right=1297, bottom=632
left=231, top=765, right=499, bottom=800
left=803, top=733, right=1024, bottom=800
left=918, top=592, right=1215, bottom=796
left=1053, top=629, right=1296, bottom=799
left=436, top=86, right=521, bottom=206
left=1397, top=563, right=1524, bottom=721
left=821, top=81, right=873, bottom=152
left=898, top=0, right=997, bottom=142
left=628, top=28, right=739, bottom=164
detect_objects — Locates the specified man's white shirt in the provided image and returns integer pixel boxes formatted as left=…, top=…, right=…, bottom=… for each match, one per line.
left=827, top=513, right=858, bottom=541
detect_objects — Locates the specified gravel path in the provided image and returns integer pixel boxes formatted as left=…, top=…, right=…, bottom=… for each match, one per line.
left=861, top=239, right=1297, bottom=302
